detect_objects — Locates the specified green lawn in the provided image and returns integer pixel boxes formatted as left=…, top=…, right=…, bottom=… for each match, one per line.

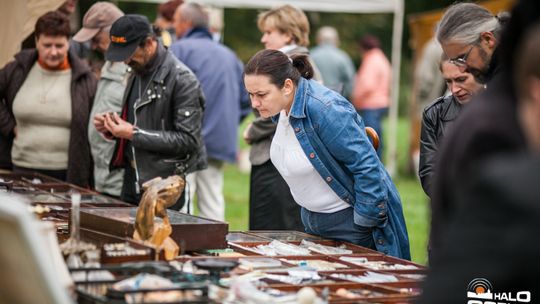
left=218, top=117, right=429, bottom=265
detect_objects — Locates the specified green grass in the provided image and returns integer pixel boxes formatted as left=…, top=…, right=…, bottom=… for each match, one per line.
left=217, top=117, right=429, bottom=264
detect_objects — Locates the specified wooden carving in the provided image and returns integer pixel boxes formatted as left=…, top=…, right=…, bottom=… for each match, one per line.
left=133, top=175, right=185, bottom=260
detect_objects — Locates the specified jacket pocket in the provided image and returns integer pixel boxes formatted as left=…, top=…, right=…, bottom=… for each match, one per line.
left=162, top=154, right=192, bottom=176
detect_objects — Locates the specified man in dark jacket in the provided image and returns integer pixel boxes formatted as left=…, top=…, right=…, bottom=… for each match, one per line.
left=419, top=22, right=540, bottom=303
left=428, top=2, right=529, bottom=259
left=170, top=2, right=250, bottom=220
left=94, top=14, right=206, bottom=205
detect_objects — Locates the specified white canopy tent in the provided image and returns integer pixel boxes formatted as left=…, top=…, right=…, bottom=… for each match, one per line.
left=128, top=0, right=404, bottom=176
left=0, top=0, right=64, bottom=67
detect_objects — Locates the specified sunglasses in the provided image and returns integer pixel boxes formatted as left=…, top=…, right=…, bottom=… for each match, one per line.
left=449, top=45, right=474, bottom=68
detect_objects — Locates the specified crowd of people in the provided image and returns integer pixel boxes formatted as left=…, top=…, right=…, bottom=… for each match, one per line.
left=2, top=1, right=540, bottom=282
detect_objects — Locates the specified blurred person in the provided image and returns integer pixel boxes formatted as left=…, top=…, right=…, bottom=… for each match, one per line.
left=94, top=15, right=206, bottom=205
left=244, top=49, right=410, bottom=259
left=155, top=0, right=183, bottom=48
left=73, top=2, right=126, bottom=198
left=410, top=36, right=446, bottom=174
left=429, top=2, right=525, bottom=258
left=0, top=11, right=96, bottom=186
left=244, top=4, right=320, bottom=231
left=310, top=26, right=355, bottom=99
left=419, top=20, right=540, bottom=303
left=57, top=0, right=77, bottom=17
left=419, top=57, right=484, bottom=197
left=415, top=37, right=446, bottom=115
left=352, top=35, right=391, bottom=161
left=204, top=6, right=224, bottom=42
left=170, top=2, right=250, bottom=220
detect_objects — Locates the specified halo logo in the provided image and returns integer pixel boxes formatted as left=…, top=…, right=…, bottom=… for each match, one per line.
left=468, top=278, right=494, bottom=299
left=466, top=278, right=531, bottom=304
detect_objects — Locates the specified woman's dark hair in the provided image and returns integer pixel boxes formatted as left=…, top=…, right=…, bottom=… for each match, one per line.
left=35, top=11, right=70, bottom=39
left=158, top=0, right=183, bottom=22
left=244, top=49, right=314, bottom=88
left=359, top=35, right=380, bottom=50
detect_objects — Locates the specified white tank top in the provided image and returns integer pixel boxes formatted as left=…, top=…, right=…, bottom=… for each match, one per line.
left=270, top=110, right=350, bottom=213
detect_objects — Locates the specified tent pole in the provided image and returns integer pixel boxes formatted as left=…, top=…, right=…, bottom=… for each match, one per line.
left=387, top=0, right=404, bottom=177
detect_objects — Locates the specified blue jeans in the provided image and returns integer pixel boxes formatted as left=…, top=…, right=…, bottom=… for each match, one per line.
left=359, top=108, right=388, bottom=161
left=301, top=207, right=375, bottom=249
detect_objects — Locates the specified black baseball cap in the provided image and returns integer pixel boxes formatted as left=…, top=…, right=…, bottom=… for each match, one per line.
left=105, top=14, right=152, bottom=62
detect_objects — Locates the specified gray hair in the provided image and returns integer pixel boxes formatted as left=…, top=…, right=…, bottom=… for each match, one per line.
left=179, top=2, right=209, bottom=28
left=317, top=26, right=339, bottom=46
left=437, top=3, right=506, bottom=45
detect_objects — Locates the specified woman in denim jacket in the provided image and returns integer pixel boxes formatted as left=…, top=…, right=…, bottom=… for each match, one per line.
left=244, top=49, right=410, bottom=259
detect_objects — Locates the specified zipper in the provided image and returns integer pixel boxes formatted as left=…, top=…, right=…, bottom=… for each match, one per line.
left=131, top=61, right=164, bottom=192
left=132, top=103, right=141, bottom=194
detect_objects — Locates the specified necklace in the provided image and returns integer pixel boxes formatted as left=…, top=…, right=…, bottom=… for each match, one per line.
left=136, top=68, right=160, bottom=105
left=39, top=69, right=62, bottom=104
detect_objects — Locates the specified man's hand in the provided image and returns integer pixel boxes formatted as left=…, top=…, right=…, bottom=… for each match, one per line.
left=94, top=113, right=115, bottom=140
left=104, top=112, right=134, bottom=140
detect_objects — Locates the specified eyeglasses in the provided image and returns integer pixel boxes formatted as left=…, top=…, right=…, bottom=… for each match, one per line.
left=449, top=45, right=474, bottom=68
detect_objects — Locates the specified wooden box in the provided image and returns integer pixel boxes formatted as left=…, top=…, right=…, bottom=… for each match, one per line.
left=80, top=207, right=228, bottom=251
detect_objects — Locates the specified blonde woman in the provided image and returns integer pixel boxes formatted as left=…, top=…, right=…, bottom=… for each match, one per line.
left=244, top=5, right=321, bottom=231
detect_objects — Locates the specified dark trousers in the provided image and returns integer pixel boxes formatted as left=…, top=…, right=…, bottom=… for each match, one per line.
left=249, top=159, right=303, bottom=231
left=121, top=165, right=186, bottom=209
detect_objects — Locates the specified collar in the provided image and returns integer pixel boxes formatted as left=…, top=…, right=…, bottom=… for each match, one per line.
left=289, top=77, right=308, bottom=119
left=441, top=94, right=463, bottom=121
left=38, top=56, right=70, bottom=70
left=139, top=41, right=166, bottom=76
left=182, top=26, right=213, bottom=40
left=279, top=44, right=298, bottom=54
left=485, top=46, right=500, bottom=83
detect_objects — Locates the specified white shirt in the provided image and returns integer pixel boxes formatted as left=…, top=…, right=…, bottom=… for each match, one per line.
left=270, top=110, right=350, bottom=213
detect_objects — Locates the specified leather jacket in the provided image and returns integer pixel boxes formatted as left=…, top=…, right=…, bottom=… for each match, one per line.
left=112, top=48, right=207, bottom=185
left=419, top=95, right=462, bottom=197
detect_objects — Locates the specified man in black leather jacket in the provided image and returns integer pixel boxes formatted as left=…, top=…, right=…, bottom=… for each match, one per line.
left=419, top=59, right=483, bottom=197
left=94, top=15, right=206, bottom=205
left=428, top=2, right=529, bottom=259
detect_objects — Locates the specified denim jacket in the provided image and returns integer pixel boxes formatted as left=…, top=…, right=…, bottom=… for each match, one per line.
left=277, top=78, right=410, bottom=259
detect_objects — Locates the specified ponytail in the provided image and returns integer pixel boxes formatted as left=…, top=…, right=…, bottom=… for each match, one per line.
left=290, top=54, right=314, bottom=80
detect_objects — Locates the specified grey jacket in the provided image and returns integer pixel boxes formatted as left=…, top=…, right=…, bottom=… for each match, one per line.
left=89, top=61, right=127, bottom=196
left=246, top=46, right=321, bottom=165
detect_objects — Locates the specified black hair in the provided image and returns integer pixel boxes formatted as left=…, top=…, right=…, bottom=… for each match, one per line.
left=244, top=49, right=314, bottom=88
